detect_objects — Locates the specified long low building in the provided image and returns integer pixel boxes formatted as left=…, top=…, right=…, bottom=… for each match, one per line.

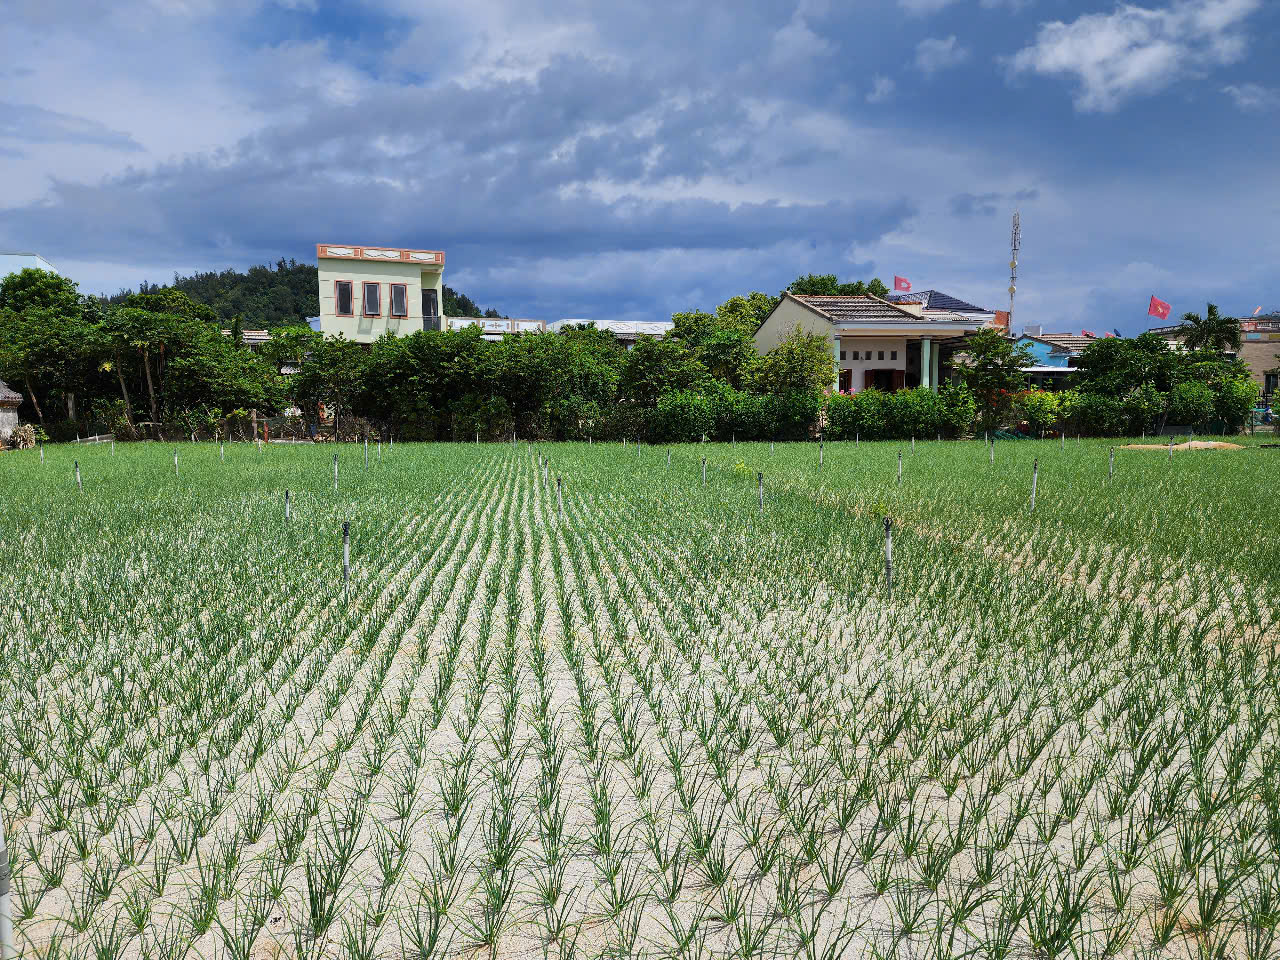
left=754, top=292, right=986, bottom=392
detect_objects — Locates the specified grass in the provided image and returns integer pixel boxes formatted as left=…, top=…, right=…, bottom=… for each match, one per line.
left=0, top=436, right=1277, bottom=959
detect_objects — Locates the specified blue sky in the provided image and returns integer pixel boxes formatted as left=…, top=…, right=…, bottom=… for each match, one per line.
left=1, top=0, right=1277, bottom=333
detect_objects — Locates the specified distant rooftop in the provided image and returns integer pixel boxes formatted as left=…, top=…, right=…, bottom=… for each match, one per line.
left=0, top=252, right=58, bottom=276
left=886, top=289, right=991, bottom=314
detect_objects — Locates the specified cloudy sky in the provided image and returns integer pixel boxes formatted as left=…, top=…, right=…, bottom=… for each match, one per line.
left=2, top=0, right=1277, bottom=332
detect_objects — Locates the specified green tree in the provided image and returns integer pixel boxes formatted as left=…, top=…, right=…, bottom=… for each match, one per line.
left=786, top=273, right=891, bottom=298
left=619, top=337, right=705, bottom=407
left=954, top=330, right=1033, bottom=431
left=292, top=336, right=370, bottom=438
left=1179, top=303, right=1240, bottom=354
left=1072, top=333, right=1180, bottom=396
left=714, top=292, right=779, bottom=335
left=747, top=325, right=833, bottom=397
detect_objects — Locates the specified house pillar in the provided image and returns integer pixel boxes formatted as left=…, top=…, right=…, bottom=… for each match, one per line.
left=920, top=338, right=932, bottom=390
left=930, top=341, right=940, bottom=392
left=832, top=335, right=841, bottom=390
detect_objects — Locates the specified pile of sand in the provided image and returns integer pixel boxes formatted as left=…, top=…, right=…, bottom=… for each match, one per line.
left=1119, top=440, right=1244, bottom=451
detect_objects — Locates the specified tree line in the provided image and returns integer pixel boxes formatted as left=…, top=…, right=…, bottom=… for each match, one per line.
left=0, top=264, right=1259, bottom=444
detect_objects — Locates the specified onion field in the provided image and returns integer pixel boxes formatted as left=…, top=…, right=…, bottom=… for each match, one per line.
left=1, top=439, right=1278, bottom=960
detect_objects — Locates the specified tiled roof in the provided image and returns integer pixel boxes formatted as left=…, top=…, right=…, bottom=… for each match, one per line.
left=0, top=379, right=21, bottom=405
left=793, top=294, right=925, bottom=323
left=1037, top=333, right=1097, bottom=352
left=886, top=289, right=991, bottom=313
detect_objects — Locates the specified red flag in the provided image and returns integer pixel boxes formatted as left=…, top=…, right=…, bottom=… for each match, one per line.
left=1082, top=329, right=1096, bottom=337
left=1148, top=295, right=1171, bottom=320
left=893, top=275, right=911, bottom=292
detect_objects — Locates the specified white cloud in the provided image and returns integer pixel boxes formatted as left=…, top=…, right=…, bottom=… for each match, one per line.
left=866, top=75, right=896, bottom=103
left=1009, top=0, right=1261, bottom=112
left=1222, top=82, right=1280, bottom=111
left=916, top=36, right=971, bottom=74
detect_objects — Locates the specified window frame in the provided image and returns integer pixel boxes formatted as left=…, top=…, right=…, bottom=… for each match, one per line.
left=891, top=350, right=898, bottom=361
left=389, top=283, right=408, bottom=318
left=362, top=282, right=382, bottom=318
left=334, top=280, right=354, bottom=317
left=878, top=350, right=885, bottom=361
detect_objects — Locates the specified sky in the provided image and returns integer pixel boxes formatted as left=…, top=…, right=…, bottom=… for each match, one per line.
left=1, top=0, right=1278, bottom=334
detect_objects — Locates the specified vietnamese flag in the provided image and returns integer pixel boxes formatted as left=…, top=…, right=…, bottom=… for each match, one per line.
left=894, top=275, right=911, bottom=292
left=1148, top=295, right=1171, bottom=320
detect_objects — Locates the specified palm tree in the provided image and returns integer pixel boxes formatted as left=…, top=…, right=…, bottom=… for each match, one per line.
left=1180, top=303, right=1241, bottom=354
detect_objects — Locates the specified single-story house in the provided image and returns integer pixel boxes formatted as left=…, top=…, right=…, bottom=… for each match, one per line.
left=754, top=292, right=987, bottom=393
left=1014, top=331, right=1096, bottom=389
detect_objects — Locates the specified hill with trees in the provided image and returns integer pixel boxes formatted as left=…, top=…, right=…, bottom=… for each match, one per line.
left=107, top=259, right=505, bottom=327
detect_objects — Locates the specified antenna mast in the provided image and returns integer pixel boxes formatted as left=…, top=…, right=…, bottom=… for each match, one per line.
left=1008, top=211, right=1020, bottom=335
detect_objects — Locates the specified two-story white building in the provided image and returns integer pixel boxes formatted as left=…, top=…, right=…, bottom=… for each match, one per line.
left=315, top=243, right=448, bottom=343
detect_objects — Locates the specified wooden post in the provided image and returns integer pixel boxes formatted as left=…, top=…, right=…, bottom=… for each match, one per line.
left=883, top=518, right=893, bottom=598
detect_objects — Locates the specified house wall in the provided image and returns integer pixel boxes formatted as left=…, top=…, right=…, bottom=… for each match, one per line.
left=317, top=259, right=444, bottom=343
left=0, top=405, right=17, bottom=439
left=1015, top=337, right=1073, bottom=368
left=1240, top=334, right=1280, bottom=394
left=754, top=298, right=833, bottom=352
left=839, top=337, right=907, bottom=390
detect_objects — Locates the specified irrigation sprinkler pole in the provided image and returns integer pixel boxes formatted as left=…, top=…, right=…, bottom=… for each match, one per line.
left=757, top=471, right=764, bottom=514
left=1030, top=458, right=1039, bottom=512
left=1109, top=447, right=1115, bottom=481
left=897, top=450, right=903, bottom=486
left=364, top=437, right=368, bottom=470
left=174, top=450, right=179, bottom=476
left=883, top=518, right=894, bottom=598
left=819, top=438, right=824, bottom=469
left=333, top=452, right=339, bottom=492
left=285, top=489, right=292, bottom=521
left=220, top=443, right=224, bottom=462
left=666, top=449, right=671, bottom=470
left=74, top=460, right=82, bottom=493
left=1168, top=437, right=1173, bottom=462
left=557, top=477, right=563, bottom=519
left=911, top=435, right=915, bottom=454
left=1, top=814, right=14, bottom=960
left=40, top=445, right=44, bottom=465
left=989, top=439, right=994, bottom=466
left=702, top=457, right=707, bottom=487
left=342, top=521, right=350, bottom=595
left=111, top=439, right=114, bottom=456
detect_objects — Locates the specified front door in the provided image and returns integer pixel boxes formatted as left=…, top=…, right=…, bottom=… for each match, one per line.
left=838, top=369, right=852, bottom=393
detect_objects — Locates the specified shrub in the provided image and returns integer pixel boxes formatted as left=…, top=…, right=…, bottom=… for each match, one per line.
left=1120, top=385, right=1165, bottom=436
left=1167, top=381, right=1215, bottom=428
left=887, top=387, right=946, bottom=439
left=1213, top=376, right=1258, bottom=433
left=652, top=391, right=715, bottom=442
left=939, top=384, right=976, bottom=437
left=1074, top=392, right=1126, bottom=436
left=827, top=389, right=889, bottom=440
left=1013, top=390, right=1060, bottom=436
left=766, top=393, right=820, bottom=440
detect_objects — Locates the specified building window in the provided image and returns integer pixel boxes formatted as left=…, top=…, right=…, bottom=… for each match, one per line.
left=878, top=350, right=885, bottom=361
left=864, top=350, right=872, bottom=360
left=335, top=280, right=353, bottom=317
left=891, top=350, right=898, bottom=361
left=363, top=282, right=381, bottom=317
left=390, top=283, right=408, bottom=318
left=840, top=350, right=846, bottom=361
